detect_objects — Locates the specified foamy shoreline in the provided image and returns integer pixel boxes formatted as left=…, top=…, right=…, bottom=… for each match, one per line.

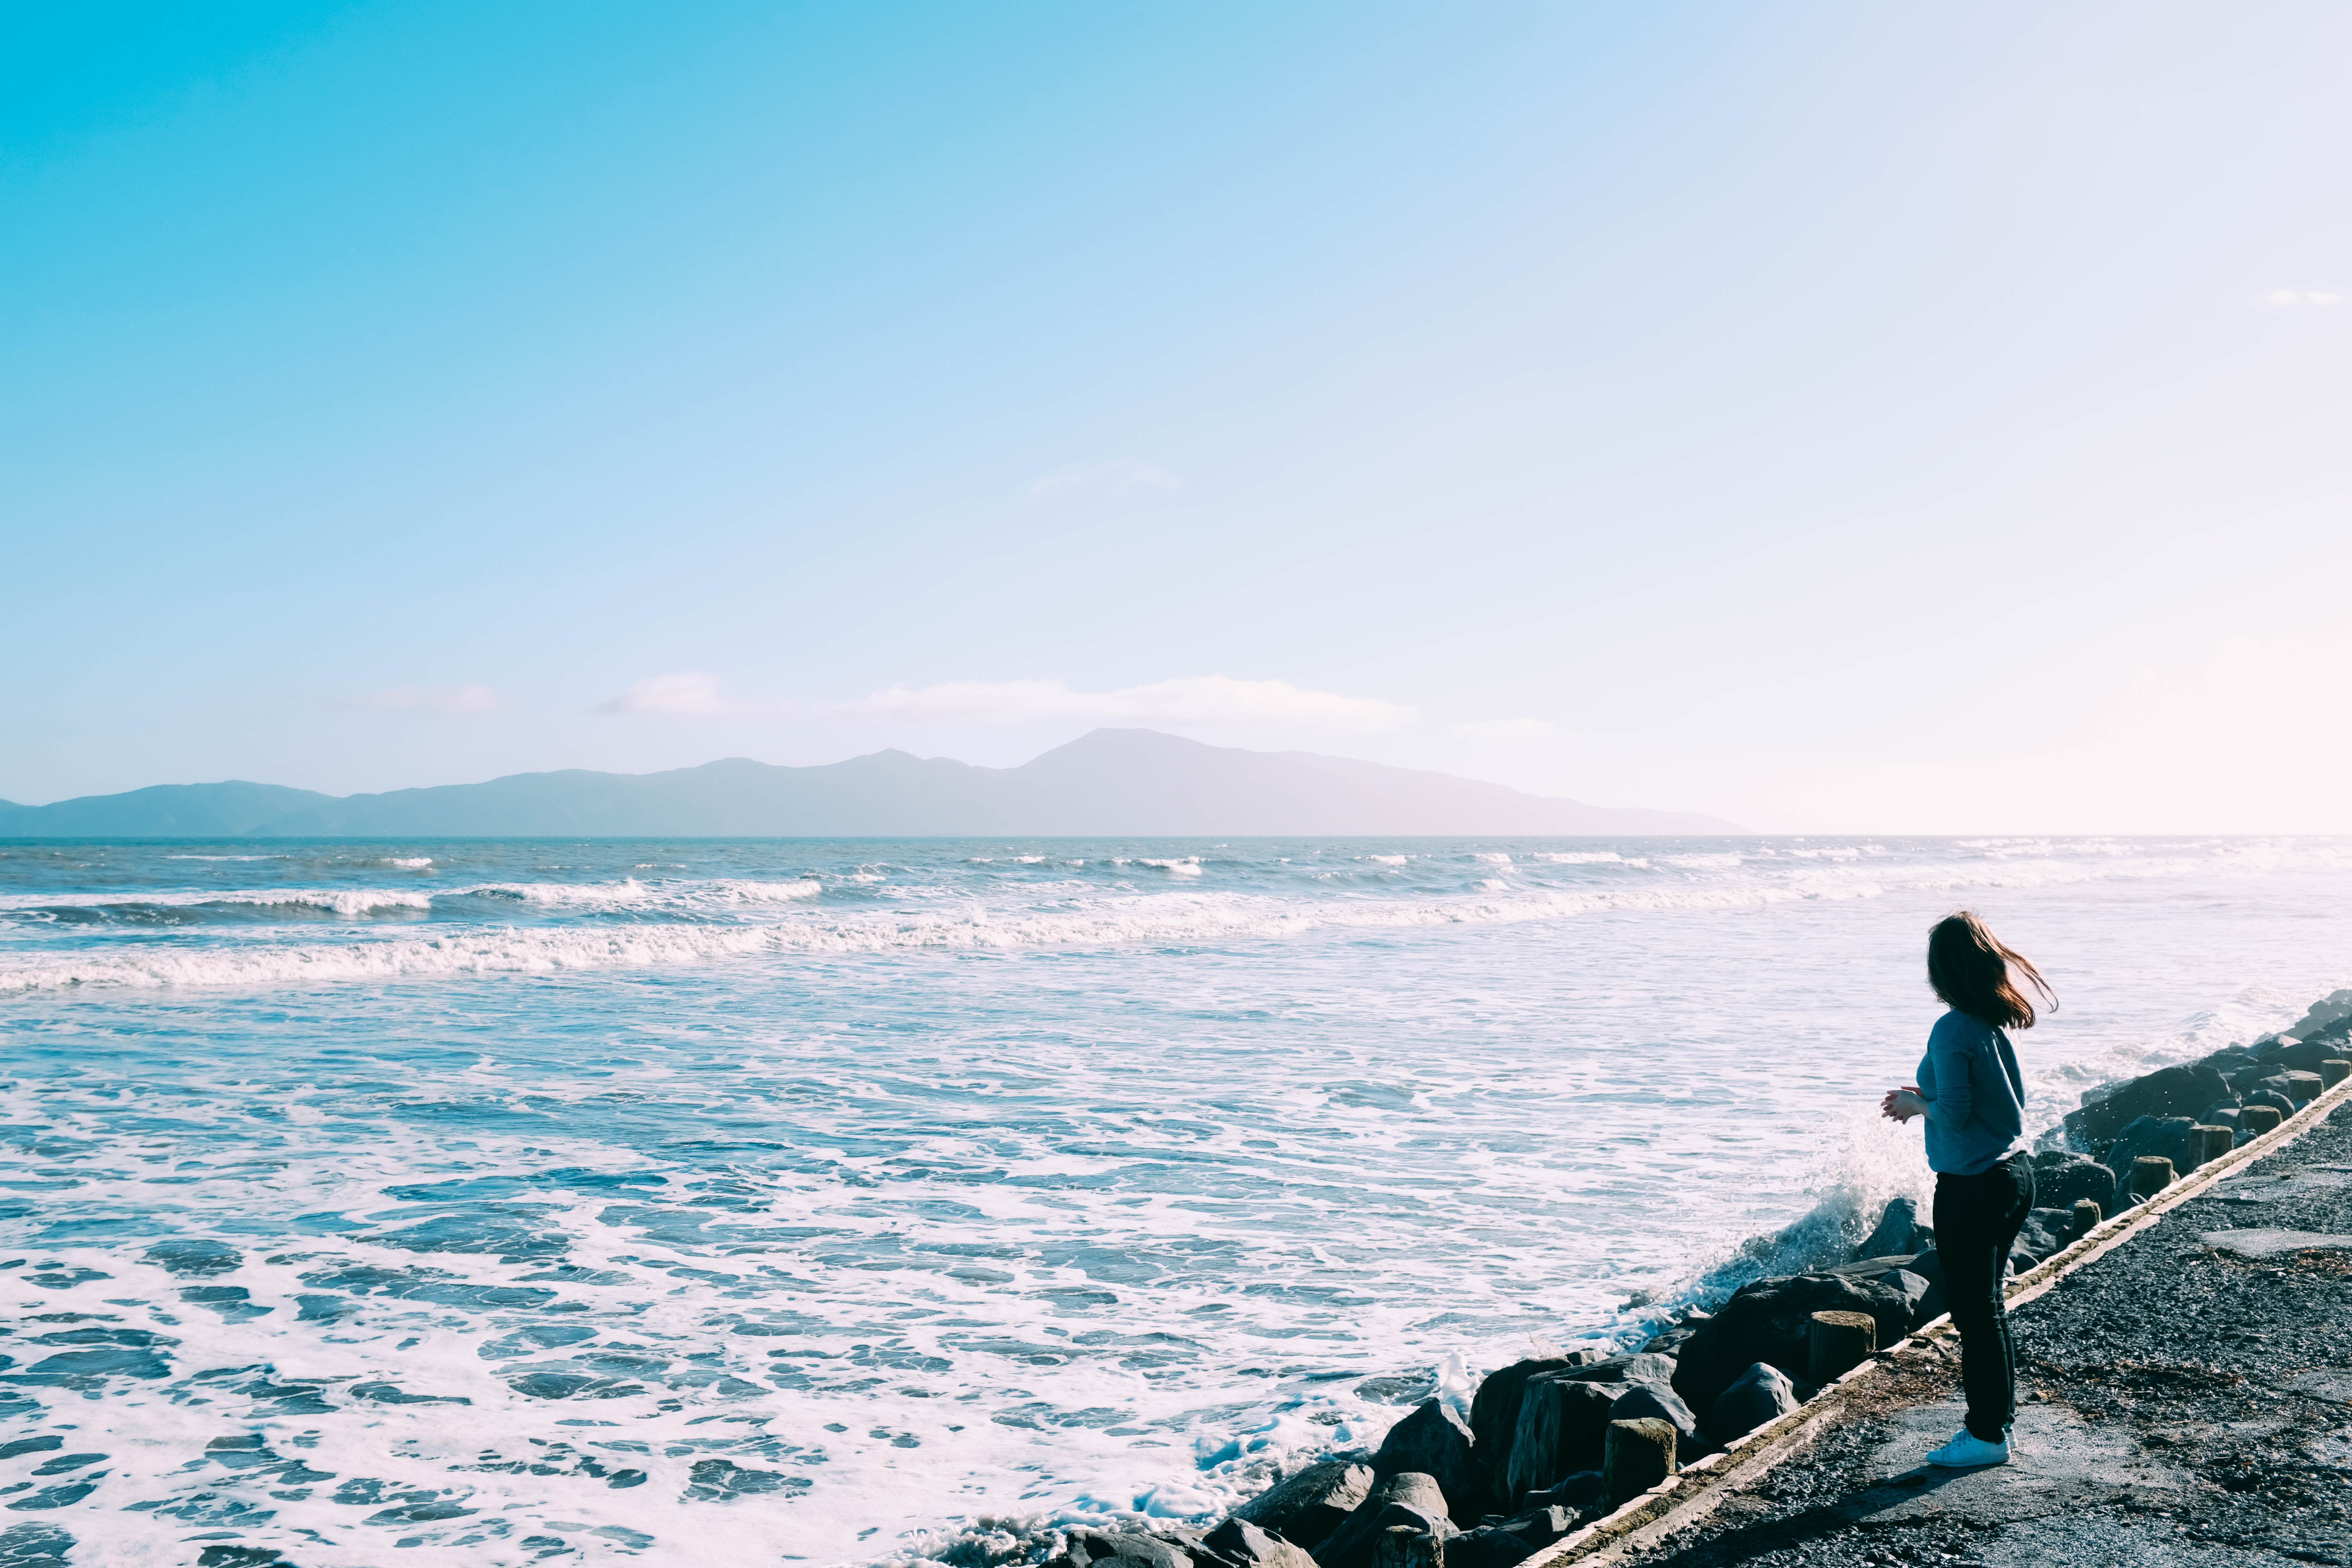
left=896, top=986, right=2352, bottom=1568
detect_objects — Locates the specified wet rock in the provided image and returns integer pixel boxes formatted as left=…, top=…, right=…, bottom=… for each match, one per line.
left=1608, top=1382, right=1699, bottom=1453
left=1439, top=1525, right=1533, bottom=1568
left=1706, top=1361, right=1798, bottom=1444
left=2257, top=1036, right=2345, bottom=1073
left=1520, top=1472, right=1606, bottom=1514
left=1900, top=1249, right=1948, bottom=1322
left=1447, top=1503, right=1574, bottom=1568
left=2239, top=1081, right=2296, bottom=1114
left=1232, top=1460, right=1373, bottom=1550
left=2012, top=1207, right=2077, bottom=1263
left=1466, top=1359, right=1568, bottom=1509
left=2031, top=1154, right=2117, bottom=1213
left=1670, top=1273, right=1911, bottom=1413
left=1504, top=1377, right=1617, bottom=1499
left=1853, top=1197, right=1931, bottom=1261
left=1078, top=1532, right=1196, bottom=1568
left=2104, top=1117, right=2196, bottom=1192
left=1371, top=1399, right=1480, bottom=1523
left=2063, top=1063, right=2229, bottom=1146
left=1314, top=1473, right=1450, bottom=1568
left=1554, top=1352, right=1678, bottom=1394
left=1874, top=1268, right=1930, bottom=1321
left=1202, top=1517, right=1318, bottom=1568
left=1639, top=1325, right=1699, bottom=1356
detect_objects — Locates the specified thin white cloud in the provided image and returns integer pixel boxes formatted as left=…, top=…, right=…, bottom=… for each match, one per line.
left=349, top=684, right=506, bottom=715
left=840, top=675, right=1411, bottom=730
left=597, top=671, right=739, bottom=717
left=1455, top=717, right=1557, bottom=739
left=2265, top=289, right=2344, bottom=307
left=1026, top=457, right=1181, bottom=499
left=598, top=671, right=1410, bottom=729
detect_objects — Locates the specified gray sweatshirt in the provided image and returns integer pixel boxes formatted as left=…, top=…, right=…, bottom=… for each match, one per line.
left=1914, top=1009, right=2026, bottom=1176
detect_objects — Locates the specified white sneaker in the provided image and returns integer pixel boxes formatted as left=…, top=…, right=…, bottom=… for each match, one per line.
left=1925, top=1429, right=2010, bottom=1468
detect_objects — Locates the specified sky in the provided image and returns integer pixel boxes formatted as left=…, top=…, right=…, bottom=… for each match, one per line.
left=4, top=1, right=2349, bottom=833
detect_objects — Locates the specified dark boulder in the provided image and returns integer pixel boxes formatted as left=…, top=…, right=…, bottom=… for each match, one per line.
left=2105, top=1116, right=2196, bottom=1194
left=1670, top=1273, right=1911, bottom=1414
left=1074, top=1534, right=1194, bottom=1568
left=2245, top=1085, right=2296, bottom=1122
left=1608, top=1383, right=1699, bottom=1454
left=1904, top=1248, right=1947, bottom=1323
left=1202, top=1519, right=1318, bottom=1568
left=2258, top=1037, right=2344, bottom=1073
left=1522, top=1470, right=1607, bottom=1514
left=1441, top=1526, right=1534, bottom=1568
left=1370, top=1399, right=1479, bottom=1524
left=1875, top=1268, right=1930, bottom=1325
left=2063, top=1063, right=2230, bottom=1147
left=1233, top=1460, right=1374, bottom=1550
left=1313, top=1474, right=1449, bottom=1568
left=2031, top=1153, right=2117, bottom=1213
left=1445, top=1501, right=1578, bottom=1568
left=1706, top=1361, right=1799, bottom=1444
left=1466, top=1359, right=1569, bottom=1512
left=2012, top=1207, right=2076, bottom=1264
left=1853, top=1196, right=1931, bottom=1261
left=1639, top=1325, right=1699, bottom=1355
left=1553, top=1352, right=1677, bottom=1393
left=1504, top=1377, right=1616, bottom=1500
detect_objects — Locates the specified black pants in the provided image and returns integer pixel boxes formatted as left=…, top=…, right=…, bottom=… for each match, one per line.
left=1933, top=1155, right=2035, bottom=1442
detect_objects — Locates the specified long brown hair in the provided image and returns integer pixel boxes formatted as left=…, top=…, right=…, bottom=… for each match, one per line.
left=1927, top=911, right=2054, bottom=1030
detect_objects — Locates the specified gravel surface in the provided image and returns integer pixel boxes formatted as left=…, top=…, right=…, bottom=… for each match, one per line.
left=1612, top=1098, right=2352, bottom=1568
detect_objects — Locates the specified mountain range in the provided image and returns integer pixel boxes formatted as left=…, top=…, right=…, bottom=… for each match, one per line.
left=0, top=729, right=1740, bottom=837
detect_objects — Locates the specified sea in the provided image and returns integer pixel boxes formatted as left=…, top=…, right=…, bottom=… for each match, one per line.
left=2, top=835, right=2347, bottom=1567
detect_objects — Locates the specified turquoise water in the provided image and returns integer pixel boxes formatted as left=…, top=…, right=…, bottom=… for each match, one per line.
left=2, top=835, right=2347, bottom=1565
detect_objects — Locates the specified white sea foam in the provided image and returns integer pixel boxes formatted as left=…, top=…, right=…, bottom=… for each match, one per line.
left=7, top=835, right=2352, bottom=1565
left=11, top=840, right=2351, bottom=993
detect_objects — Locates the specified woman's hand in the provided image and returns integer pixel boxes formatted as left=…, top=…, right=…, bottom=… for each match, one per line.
left=1880, top=1086, right=1927, bottom=1123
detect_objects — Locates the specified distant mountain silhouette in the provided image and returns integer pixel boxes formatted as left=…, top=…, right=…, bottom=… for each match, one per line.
left=0, top=730, right=1741, bottom=837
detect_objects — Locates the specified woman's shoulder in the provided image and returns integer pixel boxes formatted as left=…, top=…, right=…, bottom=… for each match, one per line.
left=1929, top=1008, right=1995, bottom=1048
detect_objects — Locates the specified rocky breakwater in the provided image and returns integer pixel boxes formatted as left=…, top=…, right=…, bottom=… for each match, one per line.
left=1045, top=990, right=2352, bottom=1568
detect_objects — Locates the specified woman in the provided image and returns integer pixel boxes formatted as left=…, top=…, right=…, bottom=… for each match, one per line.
left=1881, top=911, right=2054, bottom=1469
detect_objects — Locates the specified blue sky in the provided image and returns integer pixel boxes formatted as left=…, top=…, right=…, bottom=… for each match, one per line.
left=6, top=2, right=2350, bottom=831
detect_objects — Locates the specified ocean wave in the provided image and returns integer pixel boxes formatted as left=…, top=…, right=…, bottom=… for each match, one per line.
left=0, top=875, right=826, bottom=923
left=0, top=886, right=438, bottom=918
left=0, top=877, right=1936, bottom=993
